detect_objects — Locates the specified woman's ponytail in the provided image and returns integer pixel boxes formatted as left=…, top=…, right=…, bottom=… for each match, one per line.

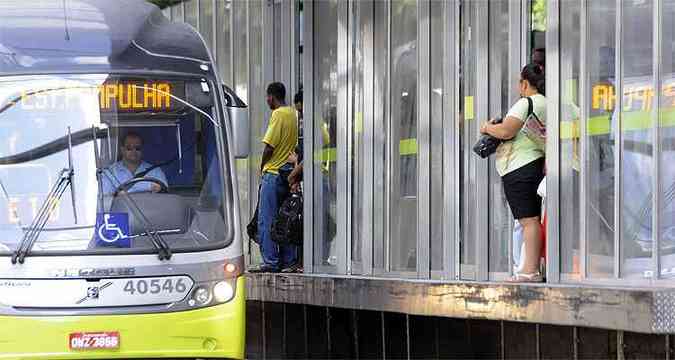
left=521, top=63, right=545, bottom=96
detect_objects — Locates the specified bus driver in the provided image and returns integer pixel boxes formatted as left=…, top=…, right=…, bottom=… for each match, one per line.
left=101, top=132, right=168, bottom=194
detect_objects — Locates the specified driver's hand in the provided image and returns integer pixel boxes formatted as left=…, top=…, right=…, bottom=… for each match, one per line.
left=151, top=183, right=161, bottom=193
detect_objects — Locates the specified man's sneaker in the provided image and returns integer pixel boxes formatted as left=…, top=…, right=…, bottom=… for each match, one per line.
left=248, top=265, right=280, bottom=273
left=281, top=263, right=303, bottom=273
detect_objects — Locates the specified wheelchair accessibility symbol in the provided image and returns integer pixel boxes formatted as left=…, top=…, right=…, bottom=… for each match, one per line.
left=95, top=213, right=131, bottom=248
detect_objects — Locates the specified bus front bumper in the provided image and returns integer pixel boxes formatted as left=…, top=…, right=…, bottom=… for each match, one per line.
left=0, top=277, right=246, bottom=359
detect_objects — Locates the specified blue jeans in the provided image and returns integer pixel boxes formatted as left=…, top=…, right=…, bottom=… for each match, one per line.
left=258, top=170, right=297, bottom=269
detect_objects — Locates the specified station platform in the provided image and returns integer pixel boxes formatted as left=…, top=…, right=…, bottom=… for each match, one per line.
left=246, top=273, right=674, bottom=334
left=244, top=273, right=675, bottom=359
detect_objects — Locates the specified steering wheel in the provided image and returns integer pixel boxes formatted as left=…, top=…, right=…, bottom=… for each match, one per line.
left=113, top=177, right=168, bottom=196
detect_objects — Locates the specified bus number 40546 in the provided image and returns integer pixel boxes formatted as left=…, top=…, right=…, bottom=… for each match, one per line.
left=123, top=278, right=187, bottom=295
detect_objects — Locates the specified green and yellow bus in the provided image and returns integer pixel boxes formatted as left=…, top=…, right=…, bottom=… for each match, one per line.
left=0, top=0, right=248, bottom=358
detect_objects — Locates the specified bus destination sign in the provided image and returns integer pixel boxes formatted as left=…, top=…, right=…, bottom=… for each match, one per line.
left=99, top=82, right=175, bottom=111
left=14, top=80, right=185, bottom=113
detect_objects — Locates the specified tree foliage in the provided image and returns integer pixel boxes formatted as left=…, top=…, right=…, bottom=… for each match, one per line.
left=532, top=0, right=547, bottom=32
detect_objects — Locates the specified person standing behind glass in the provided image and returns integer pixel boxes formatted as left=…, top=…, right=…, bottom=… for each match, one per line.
left=250, top=82, right=298, bottom=273
left=532, top=47, right=545, bottom=71
left=480, top=63, right=546, bottom=282
left=294, top=90, right=304, bottom=149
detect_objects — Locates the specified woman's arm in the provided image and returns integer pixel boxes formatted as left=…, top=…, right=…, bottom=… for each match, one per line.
left=288, top=162, right=303, bottom=193
left=480, top=116, right=524, bottom=140
left=288, top=162, right=303, bottom=184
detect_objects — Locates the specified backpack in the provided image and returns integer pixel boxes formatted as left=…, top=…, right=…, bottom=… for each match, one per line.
left=271, top=192, right=303, bottom=246
left=247, top=206, right=260, bottom=245
left=247, top=185, right=261, bottom=245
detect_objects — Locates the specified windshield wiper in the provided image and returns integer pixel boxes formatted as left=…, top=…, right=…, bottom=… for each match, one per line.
left=68, top=127, right=78, bottom=224
left=11, top=128, right=78, bottom=264
left=92, top=126, right=104, bottom=214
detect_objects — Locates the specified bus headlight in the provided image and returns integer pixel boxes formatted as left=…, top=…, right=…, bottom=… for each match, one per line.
left=213, top=281, right=234, bottom=303
left=192, top=286, right=212, bottom=305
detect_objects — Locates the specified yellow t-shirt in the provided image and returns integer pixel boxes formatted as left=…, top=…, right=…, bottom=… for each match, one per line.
left=262, top=106, right=298, bottom=174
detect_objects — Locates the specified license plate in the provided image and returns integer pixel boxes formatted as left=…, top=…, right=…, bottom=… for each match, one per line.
left=69, top=331, right=120, bottom=350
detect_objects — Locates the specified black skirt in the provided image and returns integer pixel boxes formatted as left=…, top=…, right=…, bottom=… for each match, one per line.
left=502, top=157, right=545, bottom=220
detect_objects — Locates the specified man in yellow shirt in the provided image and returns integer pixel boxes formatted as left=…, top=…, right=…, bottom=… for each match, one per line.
left=251, top=82, right=298, bottom=273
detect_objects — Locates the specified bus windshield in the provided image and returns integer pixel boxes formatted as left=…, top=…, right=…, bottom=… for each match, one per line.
left=0, top=74, right=231, bottom=256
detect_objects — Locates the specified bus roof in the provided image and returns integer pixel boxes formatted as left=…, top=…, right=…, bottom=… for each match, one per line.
left=0, top=0, right=212, bottom=76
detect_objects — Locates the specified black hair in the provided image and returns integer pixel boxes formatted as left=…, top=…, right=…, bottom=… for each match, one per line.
left=267, top=82, right=286, bottom=102
left=521, top=62, right=545, bottom=96
left=294, top=90, right=303, bottom=105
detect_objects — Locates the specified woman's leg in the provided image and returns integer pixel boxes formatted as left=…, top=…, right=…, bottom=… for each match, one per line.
left=519, top=216, right=542, bottom=274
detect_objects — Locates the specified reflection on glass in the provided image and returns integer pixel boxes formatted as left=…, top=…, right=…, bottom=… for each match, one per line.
left=234, top=2, right=248, bottom=101
left=488, top=0, right=511, bottom=274
left=313, top=0, right=338, bottom=269
left=460, top=0, right=477, bottom=276
left=199, top=0, right=214, bottom=52
left=587, top=0, right=616, bottom=278
left=248, top=0, right=264, bottom=265
left=233, top=0, right=249, bottom=263
left=171, top=2, right=184, bottom=23
left=430, top=0, right=444, bottom=271
left=217, top=0, right=232, bottom=85
left=560, top=0, right=581, bottom=276
left=185, top=0, right=198, bottom=29
left=659, top=0, right=675, bottom=278
left=373, top=0, right=388, bottom=271
left=351, top=1, right=367, bottom=266
left=389, top=0, right=417, bottom=272
left=620, top=0, right=654, bottom=278
left=274, top=1, right=282, bottom=80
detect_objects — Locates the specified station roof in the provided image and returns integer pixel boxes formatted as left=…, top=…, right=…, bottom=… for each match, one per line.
left=0, top=0, right=212, bottom=76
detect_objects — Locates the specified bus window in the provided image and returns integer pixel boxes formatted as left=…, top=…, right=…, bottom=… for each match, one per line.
left=0, top=75, right=232, bottom=256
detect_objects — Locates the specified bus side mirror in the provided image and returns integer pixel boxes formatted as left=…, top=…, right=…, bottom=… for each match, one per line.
left=222, top=85, right=249, bottom=159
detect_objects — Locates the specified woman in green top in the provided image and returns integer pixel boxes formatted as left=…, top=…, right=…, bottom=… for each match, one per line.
left=480, top=63, right=546, bottom=282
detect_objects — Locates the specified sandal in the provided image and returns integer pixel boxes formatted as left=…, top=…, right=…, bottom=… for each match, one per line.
left=507, top=272, right=544, bottom=283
